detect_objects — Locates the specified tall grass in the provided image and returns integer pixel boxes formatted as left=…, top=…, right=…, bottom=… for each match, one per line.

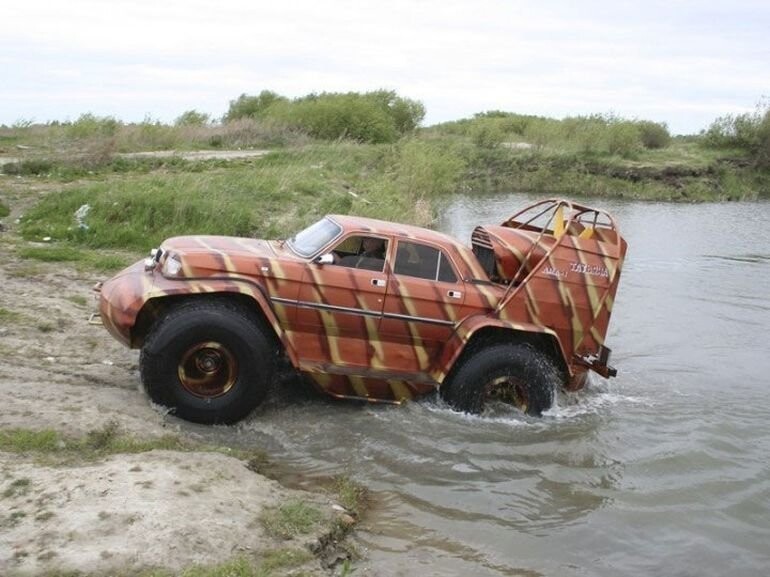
left=16, top=139, right=476, bottom=249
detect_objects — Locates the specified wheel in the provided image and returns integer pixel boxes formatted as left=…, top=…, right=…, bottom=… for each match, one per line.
left=442, top=343, right=558, bottom=416
left=139, top=300, right=274, bottom=424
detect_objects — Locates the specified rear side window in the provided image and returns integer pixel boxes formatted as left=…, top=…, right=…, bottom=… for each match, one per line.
left=394, top=241, right=457, bottom=283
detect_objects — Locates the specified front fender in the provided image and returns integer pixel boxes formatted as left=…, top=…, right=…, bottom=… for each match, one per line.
left=100, top=263, right=298, bottom=365
left=146, top=274, right=297, bottom=364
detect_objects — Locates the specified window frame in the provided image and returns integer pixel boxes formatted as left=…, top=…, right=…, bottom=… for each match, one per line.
left=393, top=240, right=459, bottom=284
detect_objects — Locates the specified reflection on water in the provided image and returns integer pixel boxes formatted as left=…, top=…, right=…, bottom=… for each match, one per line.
left=188, top=194, right=770, bottom=576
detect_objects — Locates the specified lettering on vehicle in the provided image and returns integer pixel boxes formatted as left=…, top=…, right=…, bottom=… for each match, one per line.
left=543, top=265, right=567, bottom=278
left=570, top=262, right=609, bottom=277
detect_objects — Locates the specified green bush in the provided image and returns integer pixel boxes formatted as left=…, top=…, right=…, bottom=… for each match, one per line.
left=523, top=118, right=564, bottom=149
left=756, top=109, right=770, bottom=168
left=175, top=110, right=210, bottom=126
left=270, top=93, right=398, bottom=143
left=606, top=122, right=642, bottom=157
left=66, top=113, right=120, bottom=139
left=702, top=102, right=770, bottom=168
left=470, top=120, right=505, bottom=149
left=224, top=90, right=425, bottom=144
left=224, top=90, right=289, bottom=121
left=637, top=120, right=671, bottom=149
left=0, top=200, right=9, bottom=217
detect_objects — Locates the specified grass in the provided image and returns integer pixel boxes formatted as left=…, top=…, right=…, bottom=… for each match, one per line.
left=260, top=500, right=325, bottom=540
left=0, top=307, right=24, bottom=323
left=16, top=142, right=456, bottom=252
left=0, top=424, right=279, bottom=479
left=25, top=550, right=317, bottom=577
left=16, top=244, right=135, bottom=272
left=332, top=475, right=367, bottom=517
left=0, top=422, right=188, bottom=464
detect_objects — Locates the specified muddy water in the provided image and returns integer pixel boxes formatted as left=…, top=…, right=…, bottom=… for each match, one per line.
left=198, top=195, right=770, bottom=576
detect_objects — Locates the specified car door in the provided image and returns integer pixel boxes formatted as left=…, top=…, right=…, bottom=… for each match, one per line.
left=294, top=235, right=391, bottom=368
left=379, top=240, right=466, bottom=372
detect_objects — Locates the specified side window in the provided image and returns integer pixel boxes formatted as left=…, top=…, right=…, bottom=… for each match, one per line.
left=394, top=241, right=457, bottom=283
left=331, top=236, right=388, bottom=272
left=438, top=253, right=458, bottom=283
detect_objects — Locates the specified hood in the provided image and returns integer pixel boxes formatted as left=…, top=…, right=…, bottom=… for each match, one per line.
left=159, top=235, right=290, bottom=277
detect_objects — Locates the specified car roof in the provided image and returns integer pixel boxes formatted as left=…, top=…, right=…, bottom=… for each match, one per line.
left=328, top=214, right=491, bottom=281
left=328, top=214, right=461, bottom=248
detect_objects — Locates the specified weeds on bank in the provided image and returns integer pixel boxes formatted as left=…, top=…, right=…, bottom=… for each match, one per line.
left=0, top=422, right=188, bottom=464
left=331, top=475, right=367, bottom=518
left=25, top=549, right=316, bottom=577
left=16, top=244, right=135, bottom=272
left=260, top=500, right=325, bottom=540
left=16, top=142, right=458, bottom=251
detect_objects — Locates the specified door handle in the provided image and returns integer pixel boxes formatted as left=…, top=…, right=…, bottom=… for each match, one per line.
left=447, top=290, right=462, bottom=299
left=371, top=278, right=386, bottom=287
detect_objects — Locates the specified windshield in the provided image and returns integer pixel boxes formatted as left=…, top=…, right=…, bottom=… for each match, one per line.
left=287, top=217, right=342, bottom=257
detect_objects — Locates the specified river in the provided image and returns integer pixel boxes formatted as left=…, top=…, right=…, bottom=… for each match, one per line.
left=198, top=194, right=770, bottom=576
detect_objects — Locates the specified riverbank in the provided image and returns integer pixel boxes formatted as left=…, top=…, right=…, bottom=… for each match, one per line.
left=0, top=206, right=363, bottom=575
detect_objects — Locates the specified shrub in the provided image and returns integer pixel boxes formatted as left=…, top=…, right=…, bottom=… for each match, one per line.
left=369, top=89, right=425, bottom=133
left=224, top=90, right=425, bottom=144
left=523, top=118, right=564, bottom=149
left=225, top=90, right=288, bottom=121
left=174, top=110, right=210, bottom=126
left=470, top=120, right=505, bottom=149
left=756, top=109, right=770, bottom=168
left=606, top=122, right=642, bottom=157
left=270, top=93, right=398, bottom=143
left=66, top=113, right=120, bottom=139
left=637, top=120, right=671, bottom=149
left=702, top=101, right=770, bottom=168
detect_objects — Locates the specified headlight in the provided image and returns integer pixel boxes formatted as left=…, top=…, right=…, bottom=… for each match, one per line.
left=144, top=247, right=163, bottom=271
left=162, top=254, right=183, bottom=277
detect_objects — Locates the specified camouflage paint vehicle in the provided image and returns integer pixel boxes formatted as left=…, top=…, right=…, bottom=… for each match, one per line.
left=97, top=198, right=627, bottom=424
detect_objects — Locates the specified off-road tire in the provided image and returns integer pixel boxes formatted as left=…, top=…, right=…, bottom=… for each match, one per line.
left=442, top=343, right=557, bottom=416
left=139, top=299, right=274, bottom=424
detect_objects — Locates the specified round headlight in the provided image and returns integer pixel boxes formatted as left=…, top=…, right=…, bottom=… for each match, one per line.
left=162, top=254, right=183, bottom=277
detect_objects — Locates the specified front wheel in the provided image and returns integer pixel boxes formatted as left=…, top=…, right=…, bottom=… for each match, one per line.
left=442, top=343, right=558, bottom=416
left=140, top=300, right=274, bottom=424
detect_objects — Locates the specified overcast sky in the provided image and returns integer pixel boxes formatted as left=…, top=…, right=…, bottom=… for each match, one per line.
left=2, top=0, right=768, bottom=134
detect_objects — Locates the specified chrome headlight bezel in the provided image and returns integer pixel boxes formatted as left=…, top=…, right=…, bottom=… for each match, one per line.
left=144, top=247, right=164, bottom=272
left=162, top=254, right=183, bottom=277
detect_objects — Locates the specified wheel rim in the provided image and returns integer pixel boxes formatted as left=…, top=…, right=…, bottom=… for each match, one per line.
left=178, top=341, right=238, bottom=398
left=484, top=375, right=529, bottom=413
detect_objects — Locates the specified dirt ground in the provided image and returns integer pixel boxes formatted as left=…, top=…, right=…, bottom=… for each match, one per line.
left=0, top=176, right=347, bottom=575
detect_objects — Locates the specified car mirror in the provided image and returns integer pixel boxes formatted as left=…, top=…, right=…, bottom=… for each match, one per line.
left=314, top=253, right=335, bottom=265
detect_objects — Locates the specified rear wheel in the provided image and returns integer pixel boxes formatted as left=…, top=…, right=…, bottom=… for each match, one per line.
left=140, top=300, right=274, bottom=424
left=442, top=343, right=558, bottom=416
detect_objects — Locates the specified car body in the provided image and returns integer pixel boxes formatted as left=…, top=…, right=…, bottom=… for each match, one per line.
left=97, top=198, right=627, bottom=423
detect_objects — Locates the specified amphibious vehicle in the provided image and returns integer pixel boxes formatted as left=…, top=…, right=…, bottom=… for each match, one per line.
left=97, top=198, right=627, bottom=423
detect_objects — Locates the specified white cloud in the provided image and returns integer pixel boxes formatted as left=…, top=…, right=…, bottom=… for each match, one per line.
left=2, top=0, right=768, bottom=132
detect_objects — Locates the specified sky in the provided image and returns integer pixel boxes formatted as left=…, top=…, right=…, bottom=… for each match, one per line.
left=1, top=0, right=768, bottom=134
